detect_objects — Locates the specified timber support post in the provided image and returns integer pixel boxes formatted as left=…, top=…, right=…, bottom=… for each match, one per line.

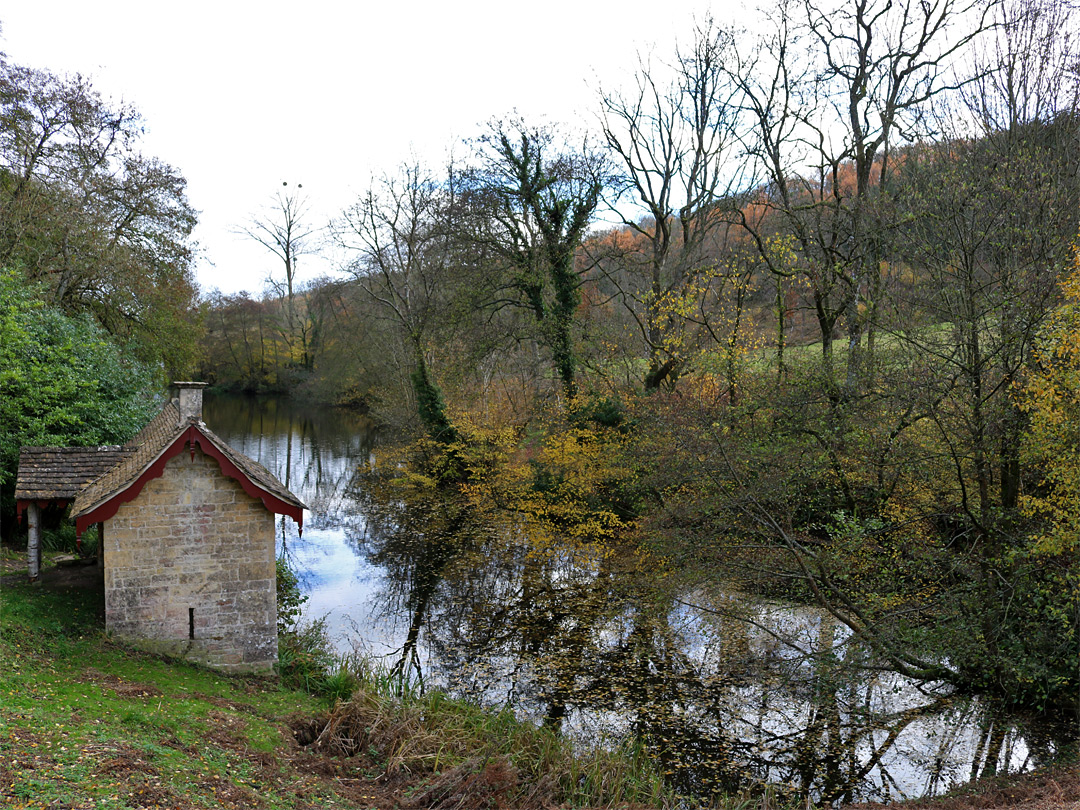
left=27, top=502, right=41, bottom=581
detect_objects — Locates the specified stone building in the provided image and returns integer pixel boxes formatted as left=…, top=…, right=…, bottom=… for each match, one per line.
left=14, top=382, right=305, bottom=673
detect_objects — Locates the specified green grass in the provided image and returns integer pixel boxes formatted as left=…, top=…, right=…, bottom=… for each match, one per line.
left=0, top=562, right=690, bottom=809
left=0, top=575, right=335, bottom=810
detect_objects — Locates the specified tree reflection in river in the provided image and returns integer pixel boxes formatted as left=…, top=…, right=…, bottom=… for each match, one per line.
left=203, top=395, right=1071, bottom=806
left=202, top=395, right=387, bottom=646
left=353, top=471, right=1061, bottom=805
left=204, top=394, right=377, bottom=534
left=350, top=472, right=477, bottom=687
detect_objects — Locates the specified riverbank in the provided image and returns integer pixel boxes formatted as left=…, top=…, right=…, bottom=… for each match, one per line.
left=841, top=766, right=1080, bottom=810
left=0, top=552, right=676, bottom=809
left=1, top=552, right=1075, bottom=809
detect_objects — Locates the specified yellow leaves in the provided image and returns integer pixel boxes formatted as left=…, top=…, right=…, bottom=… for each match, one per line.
left=454, top=415, right=637, bottom=563
left=392, top=471, right=439, bottom=491
left=1018, top=240, right=1080, bottom=558
left=638, top=259, right=766, bottom=382
left=763, top=234, right=800, bottom=270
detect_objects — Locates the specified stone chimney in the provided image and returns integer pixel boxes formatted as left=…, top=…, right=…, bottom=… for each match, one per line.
left=174, top=381, right=208, bottom=425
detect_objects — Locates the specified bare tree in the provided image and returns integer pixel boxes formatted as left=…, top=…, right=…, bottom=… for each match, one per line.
left=729, top=0, right=998, bottom=393
left=241, top=183, right=319, bottom=370
left=895, top=0, right=1080, bottom=528
left=333, top=162, right=462, bottom=439
left=962, top=0, right=1080, bottom=132
left=598, top=18, right=746, bottom=389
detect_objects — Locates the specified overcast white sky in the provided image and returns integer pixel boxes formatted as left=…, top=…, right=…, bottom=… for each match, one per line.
left=2, top=1, right=718, bottom=297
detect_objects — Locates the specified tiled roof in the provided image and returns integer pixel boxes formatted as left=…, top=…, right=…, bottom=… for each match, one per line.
left=15, top=446, right=133, bottom=501
left=70, top=404, right=184, bottom=515
left=18, top=396, right=305, bottom=524
left=125, top=401, right=181, bottom=449
left=70, top=404, right=305, bottom=519
left=197, top=422, right=306, bottom=512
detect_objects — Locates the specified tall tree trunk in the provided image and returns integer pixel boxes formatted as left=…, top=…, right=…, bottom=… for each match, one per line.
left=410, top=343, right=456, bottom=442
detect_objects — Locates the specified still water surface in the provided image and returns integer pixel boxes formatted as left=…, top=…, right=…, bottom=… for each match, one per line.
left=203, top=394, right=1069, bottom=806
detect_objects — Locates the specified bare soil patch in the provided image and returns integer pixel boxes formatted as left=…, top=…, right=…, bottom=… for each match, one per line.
left=94, top=742, right=159, bottom=777
left=1, top=558, right=104, bottom=590
left=81, top=668, right=163, bottom=698
left=191, top=693, right=257, bottom=714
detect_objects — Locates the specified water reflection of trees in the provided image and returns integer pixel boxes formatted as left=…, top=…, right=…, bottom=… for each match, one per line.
left=349, top=472, right=1050, bottom=805
left=205, top=397, right=1065, bottom=805
left=351, top=477, right=475, bottom=685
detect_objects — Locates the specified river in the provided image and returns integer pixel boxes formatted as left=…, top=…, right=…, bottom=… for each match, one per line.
left=202, top=394, right=1072, bottom=806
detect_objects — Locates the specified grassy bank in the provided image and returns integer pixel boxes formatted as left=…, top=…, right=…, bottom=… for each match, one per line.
left=0, top=555, right=679, bottom=810
left=1, top=568, right=325, bottom=809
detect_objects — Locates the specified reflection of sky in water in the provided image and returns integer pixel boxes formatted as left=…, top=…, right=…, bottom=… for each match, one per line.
left=277, top=519, right=405, bottom=658
left=671, top=595, right=1032, bottom=800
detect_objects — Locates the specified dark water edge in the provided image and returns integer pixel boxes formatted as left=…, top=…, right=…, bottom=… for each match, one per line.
left=202, top=393, right=1076, bottom=806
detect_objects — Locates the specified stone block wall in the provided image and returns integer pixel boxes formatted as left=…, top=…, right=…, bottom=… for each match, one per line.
left=102, top=448, right=278, bottom=673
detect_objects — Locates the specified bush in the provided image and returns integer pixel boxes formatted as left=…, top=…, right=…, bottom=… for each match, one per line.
left=0, top=267, right=159, bottom=533
left=276, top=618, right=358, bottom=703
left=275, top=556, right=307, bottom=634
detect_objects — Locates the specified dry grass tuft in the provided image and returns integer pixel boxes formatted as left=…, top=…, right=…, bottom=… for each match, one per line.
left=300, top=683, right=673, bottom=808
left=399, top=756, right=521, bottom=809
left=311, top=687, right=429, bottom=768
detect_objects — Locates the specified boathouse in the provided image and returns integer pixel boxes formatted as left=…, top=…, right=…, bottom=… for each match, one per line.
left=14, top=382, right=306, bottom=673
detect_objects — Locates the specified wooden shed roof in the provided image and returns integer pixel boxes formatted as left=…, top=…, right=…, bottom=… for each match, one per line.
left=15, top=446, right=134, bottom=502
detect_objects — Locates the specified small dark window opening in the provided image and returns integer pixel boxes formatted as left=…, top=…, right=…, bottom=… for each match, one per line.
left=189, top=608, right=195, bottom=640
